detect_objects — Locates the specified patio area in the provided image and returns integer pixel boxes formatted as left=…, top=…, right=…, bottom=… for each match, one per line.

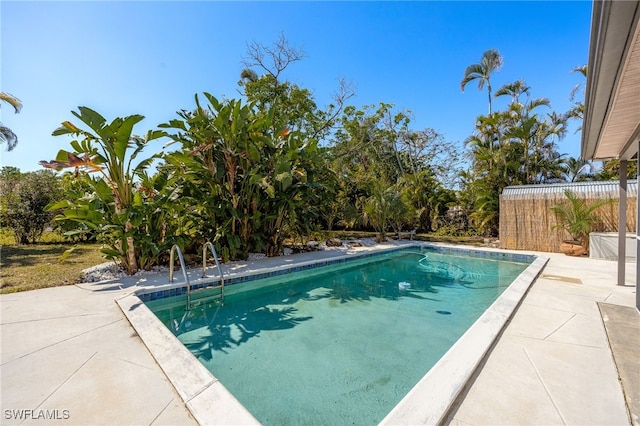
left=1, top=244, right=637, bottom=425
left=447, top=252, right=638, bottom=425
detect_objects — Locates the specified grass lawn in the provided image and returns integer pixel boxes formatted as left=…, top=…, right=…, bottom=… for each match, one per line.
left=0, top=230, right=106, bottom=294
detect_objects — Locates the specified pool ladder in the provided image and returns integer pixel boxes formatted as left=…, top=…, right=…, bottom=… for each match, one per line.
left=202, top=242, right=225, bottom=306
left=169, top=242, right=225, bottom=310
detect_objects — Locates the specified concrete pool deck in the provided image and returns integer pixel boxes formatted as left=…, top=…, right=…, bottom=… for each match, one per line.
left=1, top=242, right=638, bottom=425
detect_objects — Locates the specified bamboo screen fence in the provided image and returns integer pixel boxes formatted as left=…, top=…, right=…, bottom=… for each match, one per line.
left=499, top=181, right=637, bottom=252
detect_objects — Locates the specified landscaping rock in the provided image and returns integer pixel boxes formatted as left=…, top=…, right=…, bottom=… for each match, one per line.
left=347, top=241, right=363, bottom=247
left=326, top=238, right=343, bottom=247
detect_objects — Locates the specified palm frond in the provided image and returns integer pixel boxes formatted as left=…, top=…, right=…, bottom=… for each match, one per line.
left=0, top=125, right=18, bottom=151
left=0, top=92, right=22, bottom=114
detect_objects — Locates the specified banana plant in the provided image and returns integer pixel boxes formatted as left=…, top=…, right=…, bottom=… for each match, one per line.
left=161, top=95, right=264, bottom=259
left=41, top=107, right=166, bottom=274
left=162, top=94, right=330, bottom=259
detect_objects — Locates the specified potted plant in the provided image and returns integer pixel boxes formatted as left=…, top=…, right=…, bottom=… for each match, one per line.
left=550, top=189, right=613, bottom=256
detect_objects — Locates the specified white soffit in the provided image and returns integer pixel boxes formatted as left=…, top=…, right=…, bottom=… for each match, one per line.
left=596, top=13, right=640, bottom=160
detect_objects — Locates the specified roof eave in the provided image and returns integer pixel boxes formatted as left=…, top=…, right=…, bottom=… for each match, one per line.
left=581, top=0, right=640, bottom=161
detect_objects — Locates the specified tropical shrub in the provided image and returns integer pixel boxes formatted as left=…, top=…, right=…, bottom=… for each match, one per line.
left=41, top=107, right=166, bottom=274
left=50, top=172, right=99, bottom=242
left=362, top=184, right=406, bottom=242
left=161, top=93, right=331, bottom=259
left=550, top=189, right=614, bottom=247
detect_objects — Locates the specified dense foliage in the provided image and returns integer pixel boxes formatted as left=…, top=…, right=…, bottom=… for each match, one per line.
left=0, top=167, right=62, bottom=243
left=159, top=94, right=331, bottom=259
left=2, top=40, right=631, bottom=274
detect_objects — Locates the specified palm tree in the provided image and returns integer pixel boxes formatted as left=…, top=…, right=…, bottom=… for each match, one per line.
left=362, top=184, right=399, bottom=242
left=495, top=80, right=530, bottom=105
left=566, top=65, right=587, bottom=128
left=0, top=92, right=23, bottom=151
left=473, top=112, right=504, bottom=151
left=551, top=189, right=613, bottom=249
left=528, top=111, right=568, bottom=183
left=569, top=65, right=588, bottom=102
left=502, top=97, right=550, bottom=183
left=562, top=157, right=593, bottom=182
left=460, top=49, right=504, bottom=115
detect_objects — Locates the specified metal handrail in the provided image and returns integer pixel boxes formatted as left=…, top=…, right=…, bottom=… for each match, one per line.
left=202, top=242, right=225, bottom=305
left=169, top=244, right=191, bottom=309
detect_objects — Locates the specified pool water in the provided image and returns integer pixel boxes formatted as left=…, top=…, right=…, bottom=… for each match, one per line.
left=147, top=249, right=529, bottom=425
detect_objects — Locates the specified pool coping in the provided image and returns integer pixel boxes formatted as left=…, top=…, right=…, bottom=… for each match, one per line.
left=380, top=252, right=548, bottom=424
left=116, top=243, right=547, bottom=425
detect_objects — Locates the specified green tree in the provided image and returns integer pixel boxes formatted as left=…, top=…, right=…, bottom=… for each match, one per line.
left=131, top=168, right=185, bottom=269
left=0, top=92, right=22, bottom=151
left=329, top=102, right=460, bottom=235
left=329, top=104, right=410, bottom=233
left=397, top=170, right=454, bottom=232
left=460, top=49, right=503, bottom=115
left=0, top=166, right=21, bottom=196
left=239, top=33, right=353, bottom=141
left=462, top=79, right=570, bottom=236
left=562, top=157, right=594, bottom=182
left=468, top=178, right=501, bottom=236
left=41, top=107, right=165, bottom=274
left=501, top=96, right=552, bottom=184
left=463, top=111, right=519, bottom=236
left=331, top=104, right=414, bottom=185
left=0, top=168, right=62, bottom=243
left=237, top=35, right=351, bottom=241
left=594, top=159, right=638, bottom=180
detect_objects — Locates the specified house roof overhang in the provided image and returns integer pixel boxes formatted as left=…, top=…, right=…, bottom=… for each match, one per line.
left=582, top=0, right=640, bottom=161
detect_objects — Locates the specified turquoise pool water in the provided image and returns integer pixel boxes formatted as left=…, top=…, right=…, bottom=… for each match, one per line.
left=146, top=248, right=530, bottom=425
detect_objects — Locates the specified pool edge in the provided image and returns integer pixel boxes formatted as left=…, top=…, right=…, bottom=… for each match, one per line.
left=116, top=293, right=260, bottom=425
left=379, top=255, right=548, bottom=425
left=116, top=243, right=547, bottom=425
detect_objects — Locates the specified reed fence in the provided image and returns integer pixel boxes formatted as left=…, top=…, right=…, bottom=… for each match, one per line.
left=499, top=181, right=637, bottom=252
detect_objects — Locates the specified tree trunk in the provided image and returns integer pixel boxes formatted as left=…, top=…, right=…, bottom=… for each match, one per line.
left=126, top=226, right=138, bottom=274
left=116, top=201, right=138, bottom=275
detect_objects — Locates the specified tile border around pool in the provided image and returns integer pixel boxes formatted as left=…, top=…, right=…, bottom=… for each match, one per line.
left=135, top=245, right=404, bottom=303
left=116, top=243, right=547, bottom=425
left=135, top=244, right=537, bottom=303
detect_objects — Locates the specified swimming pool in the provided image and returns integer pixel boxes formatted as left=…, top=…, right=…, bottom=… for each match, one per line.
left=125, top=245, right=545, bottom=425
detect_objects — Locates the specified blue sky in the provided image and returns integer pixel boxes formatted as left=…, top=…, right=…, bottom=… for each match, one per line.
left=2, top=1, right=592, bottom=173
